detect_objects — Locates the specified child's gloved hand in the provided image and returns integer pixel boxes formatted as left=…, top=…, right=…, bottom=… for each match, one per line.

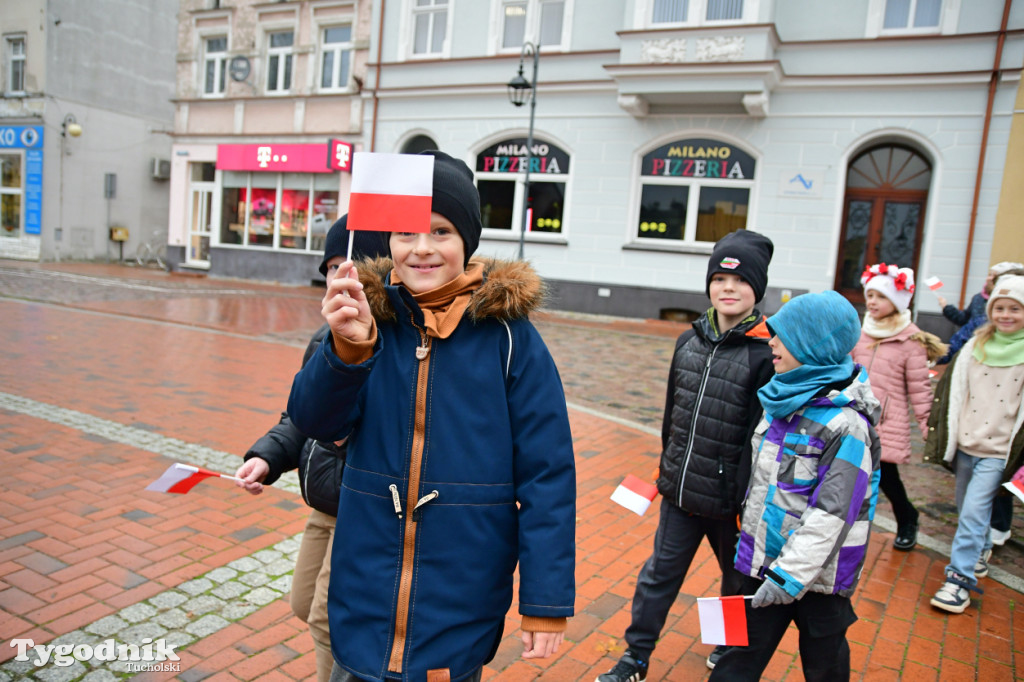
left=1012, top=465, right=1024, bottom=484
left=752, top=579, right=795, bottom=608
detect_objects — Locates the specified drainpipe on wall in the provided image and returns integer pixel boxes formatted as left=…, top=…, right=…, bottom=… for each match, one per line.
left=370, top=0, right=385, bottom=152
left=960, top=0, right=1013, bottom=307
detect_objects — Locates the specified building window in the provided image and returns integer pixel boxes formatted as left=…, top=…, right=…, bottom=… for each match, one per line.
left=412, top=0, right=448, bottom=56
left=650, top=0, right=747, bottom=24
left=476, top=138, right=571, bottom=237
left=635, top=138, right=755, bottom=245
left=320, top=25, right=353, bottom=91
left=266, top=31, right=294, bottom=93
left=1, top=153, right=23, bottom=237
left=203, top=36, right=227, bottom=96
left=883, top=0, right=941, bottom=30
left=219, top=171, right=340, bottom=251
left=501, top=0, right=565, bottom=49
left=6, top=37, right=25, bottom=93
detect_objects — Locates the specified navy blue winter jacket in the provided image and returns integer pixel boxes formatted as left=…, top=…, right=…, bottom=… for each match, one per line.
left=287, top=258, right=576, bottom=682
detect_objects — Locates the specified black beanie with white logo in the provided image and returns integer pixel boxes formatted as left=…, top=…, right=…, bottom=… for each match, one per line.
left=705, top=230, right=774, bottom=302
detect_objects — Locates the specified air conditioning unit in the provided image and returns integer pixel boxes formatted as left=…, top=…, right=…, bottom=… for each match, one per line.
left=152, top=158, right=171, bottom=180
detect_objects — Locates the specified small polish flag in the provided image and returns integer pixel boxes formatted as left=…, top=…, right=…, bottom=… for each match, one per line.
left=925, top=276, right=943, bottom=290
left=348, top=152, right=434, bottom=234
left=146, top=463, right=242, bottom=494
left=1003, top=480, right=1024, bottom=504
left=610, top=474, right=659, bottom=516
left=697, top=595, right=749, bottom=646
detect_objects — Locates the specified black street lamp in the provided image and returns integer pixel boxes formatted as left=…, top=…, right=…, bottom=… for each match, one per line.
left=507, top=41, right=538, bottom=261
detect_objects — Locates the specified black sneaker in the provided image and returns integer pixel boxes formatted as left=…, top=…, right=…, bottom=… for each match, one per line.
left=596, top=650, right=648, bottom=682
left=706, top=644, right=730, bottom=670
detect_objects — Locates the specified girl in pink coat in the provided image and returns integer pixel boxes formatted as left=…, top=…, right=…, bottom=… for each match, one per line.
left=851, top=264, right=947, bottom=551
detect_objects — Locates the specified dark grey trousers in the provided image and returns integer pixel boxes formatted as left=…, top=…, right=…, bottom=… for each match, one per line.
left=624, top=496, right=746, bottom=659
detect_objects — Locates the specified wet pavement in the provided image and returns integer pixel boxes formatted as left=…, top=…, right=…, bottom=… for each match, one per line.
left=0, top=258, right=1021, bottom=681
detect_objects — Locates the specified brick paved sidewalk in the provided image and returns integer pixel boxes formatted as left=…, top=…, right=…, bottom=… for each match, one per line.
left=0, top=261, right=1021, bottom=681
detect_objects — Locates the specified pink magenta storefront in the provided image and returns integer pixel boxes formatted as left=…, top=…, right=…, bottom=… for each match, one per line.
left=167, top=139, right=353, bottom=283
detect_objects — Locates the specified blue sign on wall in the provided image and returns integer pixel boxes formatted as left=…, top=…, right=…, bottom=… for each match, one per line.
left=0, top=126, right=45, bottom=235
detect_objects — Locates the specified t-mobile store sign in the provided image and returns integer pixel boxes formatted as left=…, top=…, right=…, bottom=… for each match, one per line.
left=217, top=142, right=352, bottom=173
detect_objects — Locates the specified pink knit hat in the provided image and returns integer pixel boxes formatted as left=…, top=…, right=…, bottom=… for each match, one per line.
left=861, top=263, right=916, bottom=313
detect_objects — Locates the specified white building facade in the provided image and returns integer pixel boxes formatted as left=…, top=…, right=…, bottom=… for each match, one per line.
left=362, top=0, right=1023, bottom=328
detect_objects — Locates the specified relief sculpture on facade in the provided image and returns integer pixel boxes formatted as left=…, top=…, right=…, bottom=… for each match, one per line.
left=640, top=39, right=687, bottom=63
left=695, top=36, right=745, bottom=62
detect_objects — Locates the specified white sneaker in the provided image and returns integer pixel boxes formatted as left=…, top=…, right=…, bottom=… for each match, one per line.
left=931, top=572, right=971, bottom=614
left=975, top=548, right=992, bottom=579
left=991, top=527, right=1011, bottom=546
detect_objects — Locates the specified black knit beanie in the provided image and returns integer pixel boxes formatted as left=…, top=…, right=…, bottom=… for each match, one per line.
left=418, top=150, right=482, bottom=267
left=318, top=214, right=390, bottom=276
left=705, top=230, right=774, bottom=302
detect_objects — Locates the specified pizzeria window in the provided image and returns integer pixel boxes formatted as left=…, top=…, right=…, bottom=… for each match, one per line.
left=634, top=138, right=756, bottom=247
left=475, top=137, right=571, bottom=240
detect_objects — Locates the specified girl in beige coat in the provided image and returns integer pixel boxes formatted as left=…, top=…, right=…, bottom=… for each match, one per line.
left=851, top=264, right=946, bottom=551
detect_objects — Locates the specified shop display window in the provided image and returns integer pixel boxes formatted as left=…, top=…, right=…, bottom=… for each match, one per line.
left=636, top=137, right=755, bottom=245
left=475, top=137, right=571, bottom=239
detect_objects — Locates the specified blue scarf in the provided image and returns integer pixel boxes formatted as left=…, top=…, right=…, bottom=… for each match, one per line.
left=757, top=358, right=855, bottom=420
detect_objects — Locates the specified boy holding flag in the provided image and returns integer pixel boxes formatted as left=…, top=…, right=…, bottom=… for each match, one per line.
left=287, top=150, right=576, bottom=682
left=598, top=230, right=775, bottom=681
left=710, top=291, right=881, bottom=681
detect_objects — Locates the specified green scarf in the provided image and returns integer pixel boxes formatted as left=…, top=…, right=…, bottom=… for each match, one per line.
left=973, top=328, right=1024, bottom=367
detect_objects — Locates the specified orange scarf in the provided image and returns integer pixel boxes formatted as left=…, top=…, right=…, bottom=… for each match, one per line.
left=391, top=261, right=484, bottom=339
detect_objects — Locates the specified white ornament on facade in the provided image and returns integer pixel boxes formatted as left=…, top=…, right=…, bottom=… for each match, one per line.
left=695, top=36, right=745, bottom=62
left=640, top=39, right=687, bottom=63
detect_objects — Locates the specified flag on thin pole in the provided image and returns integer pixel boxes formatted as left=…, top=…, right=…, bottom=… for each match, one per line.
left=1004, top=480, right=1024, bottom=504
left=610, top=474, right=659, bottom=516
left=697, top=596, right=750, bottom=646
left=348, top=152, right=433, bottom=234
left=924, top=276, right=943, bottom=290
left=146, top=463, right=242, bottom=494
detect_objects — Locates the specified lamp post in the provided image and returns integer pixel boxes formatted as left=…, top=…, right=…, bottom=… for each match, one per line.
left=507, top=41, right=538, bottom=261
left=59, top=114, right=82, bottom=253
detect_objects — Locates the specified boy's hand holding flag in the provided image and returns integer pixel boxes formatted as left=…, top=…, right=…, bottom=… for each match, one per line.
left=146, top=463, right=243, bottom=494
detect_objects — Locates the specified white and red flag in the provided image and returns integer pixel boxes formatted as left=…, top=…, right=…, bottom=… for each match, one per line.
left=697, top=595, right=750, bottom=646
left=146, top=463, right=241, bottom=494
left=348, top=152, right=434, bottom=234
left=924, top=276, right=943, bottom=291
left=610, top=474, right=659, bottom=516
left=1003, top=480, right=1024, bottom=504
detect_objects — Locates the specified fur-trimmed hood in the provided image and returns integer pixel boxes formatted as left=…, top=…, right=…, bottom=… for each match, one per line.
left=356, top=256, right=546, bottom=323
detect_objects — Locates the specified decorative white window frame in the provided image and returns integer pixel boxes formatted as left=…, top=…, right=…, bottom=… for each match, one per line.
left=489, top=0, right=574, bottom=55
left=866, top=0, right=960, bottom=37
left=198, top=32, right=229, bottom=98
left=264, top=28, right=296, bottom=95
left=628, top=132, right=760, bottom=249
left=633, top=0, right=760, bottom=29
left=316, top=22, right=356, bottom=93
left=400, top=0, right=453, bottom=60
left=5, top=35, right=26, bottom=95
left=473, top=132, right=574, bottom=244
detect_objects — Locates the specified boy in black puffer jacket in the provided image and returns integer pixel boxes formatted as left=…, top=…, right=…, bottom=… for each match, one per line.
left=597, top=230, right=776, bottom=682
left=234, top=220, right=386, bottom=682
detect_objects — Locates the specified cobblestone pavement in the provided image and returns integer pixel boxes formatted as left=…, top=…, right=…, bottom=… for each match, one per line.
left=0, top=259, right=1021, bottom=681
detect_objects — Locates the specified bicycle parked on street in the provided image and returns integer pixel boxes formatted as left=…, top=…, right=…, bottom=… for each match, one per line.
left=135, top=230, right=168, bottom=269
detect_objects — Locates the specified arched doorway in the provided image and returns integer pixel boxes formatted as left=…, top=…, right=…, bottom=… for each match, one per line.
left=834, top=144, right=932, bottom=303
